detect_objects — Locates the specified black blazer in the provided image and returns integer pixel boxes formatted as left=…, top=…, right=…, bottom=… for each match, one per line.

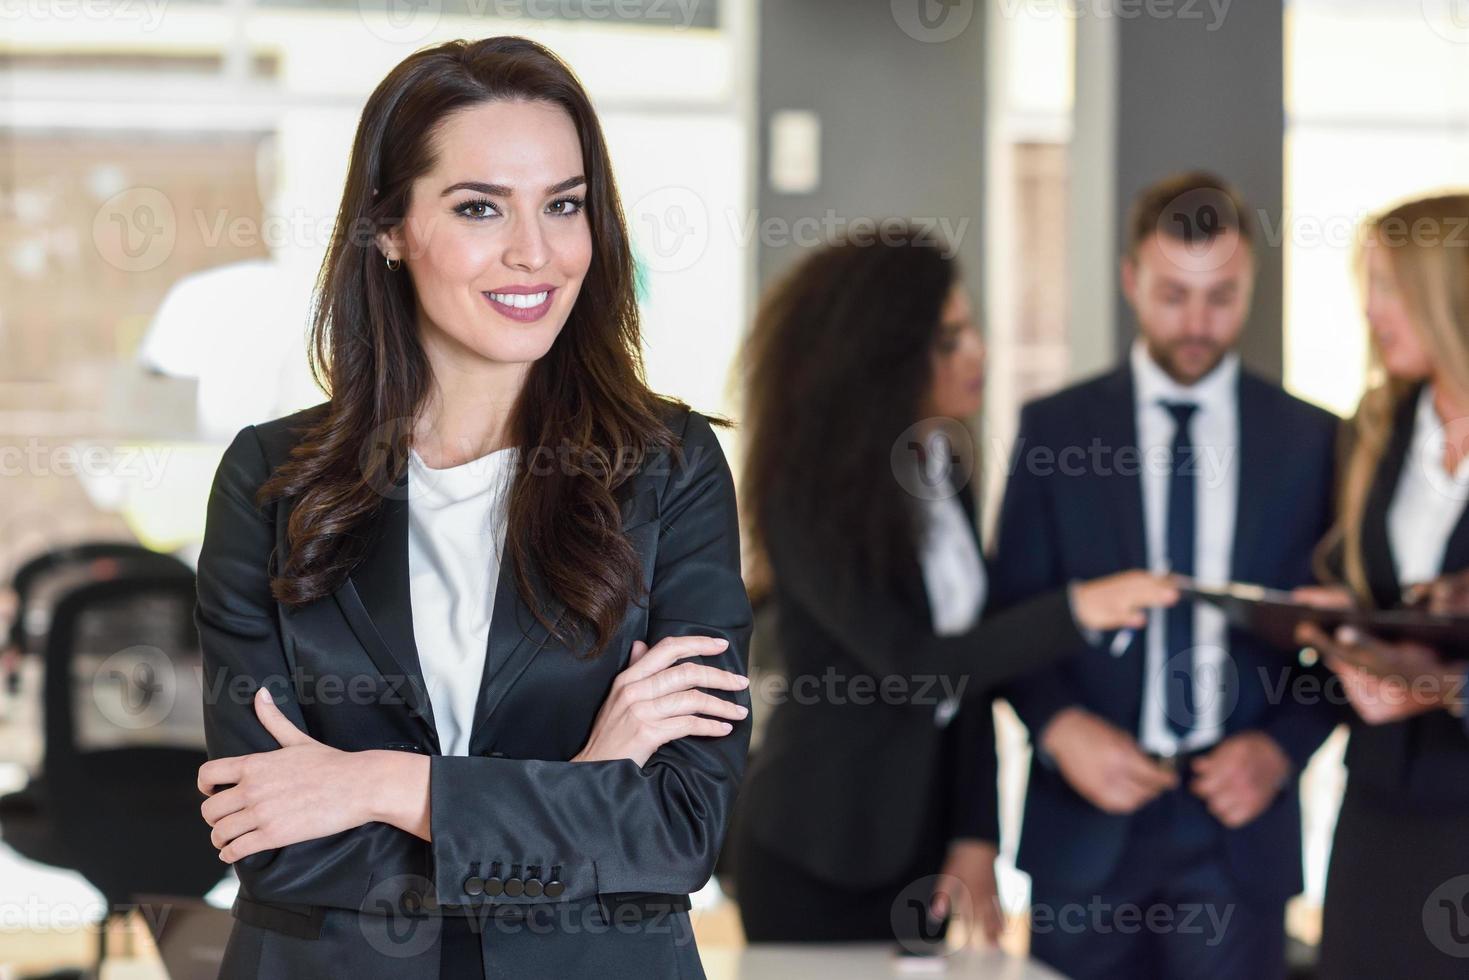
left=734, top=477, right=1088, bottom=889
left=992, top=364, right=1340, bottom=906
left=196, top=402, right=753, bottom=979
left=1341, top=382, right=1469, bottom=808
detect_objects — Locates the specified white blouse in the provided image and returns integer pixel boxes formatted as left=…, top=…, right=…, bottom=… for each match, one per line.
left=1388, top=384, right=1469, bottom=587
left=406, top=445, right=517, bottom=757
left=914, top=430, right=987, bottom=636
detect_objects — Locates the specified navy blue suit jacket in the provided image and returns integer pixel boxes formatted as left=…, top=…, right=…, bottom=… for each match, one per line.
left=990, top=363, right=1340, bottom=906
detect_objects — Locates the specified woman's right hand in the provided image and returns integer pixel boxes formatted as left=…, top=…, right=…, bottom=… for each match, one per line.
left=1070, top=570, right=1180, bottom=632
left=572, top=635, right=750, bottom=767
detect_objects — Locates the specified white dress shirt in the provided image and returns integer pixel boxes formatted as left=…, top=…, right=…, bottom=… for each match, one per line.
left=406, top=445, right=517, bottom=757
left=1131, top=340, right=1239, bottom=755
left=1387, top=384, right=1469, bottom=587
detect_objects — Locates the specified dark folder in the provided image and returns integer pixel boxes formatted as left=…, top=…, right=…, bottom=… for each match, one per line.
left=1182, top=580, right=1469, bottom=661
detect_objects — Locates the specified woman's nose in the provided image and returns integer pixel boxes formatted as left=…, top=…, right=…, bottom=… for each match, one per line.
left=503, top=216, right=550, bottom=271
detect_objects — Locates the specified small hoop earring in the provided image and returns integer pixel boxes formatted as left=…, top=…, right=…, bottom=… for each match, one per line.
left=385, top=254, right=402, bottom=271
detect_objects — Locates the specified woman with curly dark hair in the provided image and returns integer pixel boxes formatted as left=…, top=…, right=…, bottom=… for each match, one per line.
left=731, top=229, right=1175, bottom=946
left=193, top=36, right=751, bottom=979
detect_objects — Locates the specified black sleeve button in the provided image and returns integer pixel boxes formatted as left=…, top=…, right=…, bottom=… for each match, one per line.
left=523, top=878, right=543, bottom=898
left=401, top=889, right=423, bottom=913
left=463, top=876, right=485, bottom=897
left=484, top=873, right=504, bottom=897
left=503, top=877, right=524, bottom=898
left=543, top=879, right=565, bottom=898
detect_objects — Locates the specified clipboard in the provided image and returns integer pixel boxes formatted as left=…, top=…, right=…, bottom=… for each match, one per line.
left=1180, top=579, right=1469, bottom=660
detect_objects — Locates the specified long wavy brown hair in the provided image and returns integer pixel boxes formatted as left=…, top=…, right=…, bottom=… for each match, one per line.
left=258, top=36, right=691, bottom=659
left=740, top=227, right=963, bottom=600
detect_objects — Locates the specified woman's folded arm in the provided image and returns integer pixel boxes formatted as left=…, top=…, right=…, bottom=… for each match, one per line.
left=197, top=425, right=428, bottom=912
left=424, top=411, right=754, bottom=903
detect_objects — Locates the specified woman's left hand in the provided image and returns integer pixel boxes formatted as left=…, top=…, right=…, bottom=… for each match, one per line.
left=1297, top=622, right=1468, bottom=724
left=198, top=688, right=376, bottom=863
left=931, top=839, right=1004, bottom=946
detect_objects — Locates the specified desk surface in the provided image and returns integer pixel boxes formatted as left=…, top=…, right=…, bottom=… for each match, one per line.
left=703, top=943, right=1062, bottom=979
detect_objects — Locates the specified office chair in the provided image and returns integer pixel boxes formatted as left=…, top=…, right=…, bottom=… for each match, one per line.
left=4, top=542, right=192, bottom=692
left=1, top=570, right=222, bottom=978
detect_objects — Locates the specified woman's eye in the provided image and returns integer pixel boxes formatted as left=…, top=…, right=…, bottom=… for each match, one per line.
left=548, top=196, right=585, bottom=217
left=455, top=199, right=498, bottom=220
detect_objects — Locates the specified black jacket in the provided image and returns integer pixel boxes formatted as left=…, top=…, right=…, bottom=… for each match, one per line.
left=734, top=477, right=1087, bottom=889
left=196, top=402, right=753, bottom=979
left=1340, top=383, right=1469, bottom=808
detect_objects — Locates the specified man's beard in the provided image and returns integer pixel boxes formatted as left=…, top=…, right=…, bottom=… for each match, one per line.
left=1153, top=339, right=1225, bottom=385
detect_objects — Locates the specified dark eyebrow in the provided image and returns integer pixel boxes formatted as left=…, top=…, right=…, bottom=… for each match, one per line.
left=440, top=176, right=587, bottom=198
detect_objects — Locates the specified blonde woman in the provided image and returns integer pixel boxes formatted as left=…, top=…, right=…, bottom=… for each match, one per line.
left=1299, top=193, right=1469, bottom=979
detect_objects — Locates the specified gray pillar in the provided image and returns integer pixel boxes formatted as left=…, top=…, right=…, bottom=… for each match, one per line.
left=1070, top=1, right=1285, bottom=381
left=755, top=0, right=986, bottom=302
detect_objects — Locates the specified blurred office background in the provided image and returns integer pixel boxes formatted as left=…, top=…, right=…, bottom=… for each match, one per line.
left=1, top=0, right=1466, bottom=975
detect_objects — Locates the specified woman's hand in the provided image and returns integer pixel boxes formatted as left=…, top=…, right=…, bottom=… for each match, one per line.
left=1291, top=584, right=1354, bottom=610
left=932, top=839, right=1004, bottom=946
left=572, top=635, right=749, bottom=767
left=1410, top=570, right=1469, bottom=614
left=1297, top=622, right=1469, bottom=723
left=1070, top=570, right=1179, bottom=632
left=198, top=688, right=381, bottom=863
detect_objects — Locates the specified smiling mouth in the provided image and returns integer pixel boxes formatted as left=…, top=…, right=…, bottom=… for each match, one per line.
left=482, top=288, right=555, bottom=322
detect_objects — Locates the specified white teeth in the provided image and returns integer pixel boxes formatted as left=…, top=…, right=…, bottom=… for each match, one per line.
left=487, top=290, right=549, bottom=309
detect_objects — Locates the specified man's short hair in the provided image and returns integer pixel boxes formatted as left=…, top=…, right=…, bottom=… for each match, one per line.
left=1125, top=171, right=1255, bottom=260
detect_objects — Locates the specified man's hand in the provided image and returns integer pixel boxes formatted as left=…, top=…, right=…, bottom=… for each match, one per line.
left=932, top=839, right=1003, bottom=946
left=1040, top=708, right=1177, bottom=814
left=1188, top=731, right=1290, bottom=828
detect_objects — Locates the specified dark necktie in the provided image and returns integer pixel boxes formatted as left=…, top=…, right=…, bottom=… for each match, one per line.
left=1162, top=400, right=1199, bottom=739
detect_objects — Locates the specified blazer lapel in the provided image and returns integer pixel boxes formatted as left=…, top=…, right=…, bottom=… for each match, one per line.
left=1230, top=373, right=1264, bottom=584
left=1440, top=505, right=1469, bottom=579
left=1360, top=386, right=1421, bottom=607
left=332, top=473, right=440, bottom=749
left=465, top=555, right=566, bottom=754
left=464, top=480, right=658, bottom=754
left=1096, top=366, right=1148, bottom=570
